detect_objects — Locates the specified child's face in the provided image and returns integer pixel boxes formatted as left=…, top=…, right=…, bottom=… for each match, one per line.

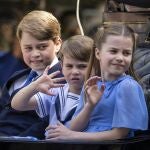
left=96, top=35, right=133, bottom=81
left=62, top=55, right=88, bottom=94
left=20, top=32, right=61, bottom=72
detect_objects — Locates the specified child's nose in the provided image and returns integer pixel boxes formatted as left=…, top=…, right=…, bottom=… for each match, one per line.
left=116, top=54, right=123, bottom=61
left=32, top=49, right=40, bottom=57
left=72, top=68, right=80, bottom=74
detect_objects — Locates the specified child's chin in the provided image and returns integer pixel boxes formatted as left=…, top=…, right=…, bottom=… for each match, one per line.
left=71, top=80, right=80, bottom=84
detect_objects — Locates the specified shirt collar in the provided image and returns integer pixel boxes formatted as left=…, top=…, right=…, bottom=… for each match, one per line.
left=34, top=57, right=59, bottom=75
left=49, top=56, right=59, bottom=68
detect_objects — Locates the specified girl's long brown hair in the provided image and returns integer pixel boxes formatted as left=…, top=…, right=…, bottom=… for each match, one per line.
left=85, top=23, right=139, bottom=82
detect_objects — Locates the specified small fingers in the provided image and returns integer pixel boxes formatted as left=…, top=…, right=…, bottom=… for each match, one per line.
left=85, top=76, right=101, bottom=86
left=84, top=85, right=89, bottom=93
left=46, top=132, right=59, bottom=139
left=45, top=125, right=57, bottom=131
left=45, top=126, right=60, bottom=139
left=48, top=71, right=61, bottom=79
left=43, top=66, right=51, bottom=75
left=53, top=77, right=65, bottom=84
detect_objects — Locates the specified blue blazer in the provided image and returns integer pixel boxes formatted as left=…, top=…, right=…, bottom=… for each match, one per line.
left=0, top=62, right=64, bottom=139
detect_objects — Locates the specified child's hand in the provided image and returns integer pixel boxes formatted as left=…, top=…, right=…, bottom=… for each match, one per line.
left=45, top=122, right=74, bottom=142
left=35, top=66, right=65, bottom=95
left=85, top=76, right=105, bottom=107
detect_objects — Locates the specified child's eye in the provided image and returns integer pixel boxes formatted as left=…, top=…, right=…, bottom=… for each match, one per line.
left=123, top=51, right=132, bottom=56
left=78, top=65, right=87, bottom=69
left=24, top=47, right=32, bottom=52
left=110, top=49, right=117, bottom=54
left=66, top=65, right=72, bottom=68
left=37, top=45, right=48, bottom=50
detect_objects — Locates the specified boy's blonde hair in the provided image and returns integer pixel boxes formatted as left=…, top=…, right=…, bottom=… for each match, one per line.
left=16, top=10, right=61, bottom=41
left=58, top=35, right=94, bottom=62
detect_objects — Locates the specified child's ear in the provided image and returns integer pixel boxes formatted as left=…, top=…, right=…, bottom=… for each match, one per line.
left=95, top=48, right=101, bottom=60
left=55, top=36, right=62, bottom=53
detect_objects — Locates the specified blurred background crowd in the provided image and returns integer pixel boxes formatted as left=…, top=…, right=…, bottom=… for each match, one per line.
left=0, top=0, right=105, bottom=51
